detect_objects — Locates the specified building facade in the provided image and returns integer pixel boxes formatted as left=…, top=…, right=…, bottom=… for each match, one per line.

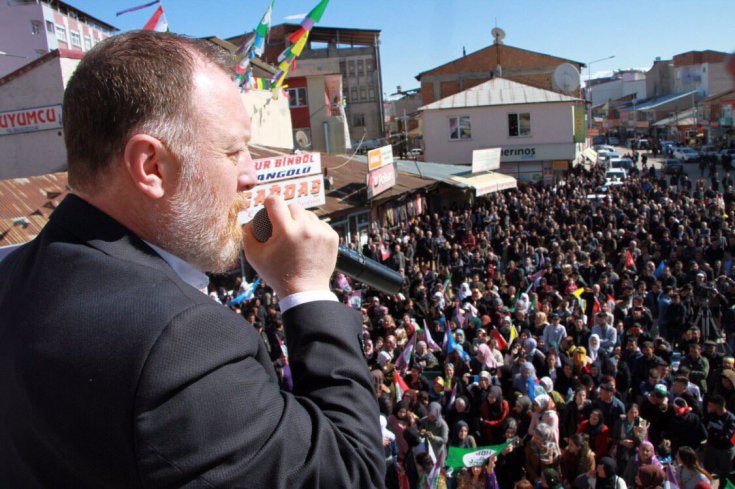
left=228, top=24, right=384, bottom=149
left=673, top=50, right=730, bottom=97
left=646, top=58, right=674, bottom=99
left=588, top=70, right=647, bottom=107
left=420, top=78, right=583, bottom=185
left=416, top=39, right=585, bottom=107
left=0, top=0, right=117, bottom=78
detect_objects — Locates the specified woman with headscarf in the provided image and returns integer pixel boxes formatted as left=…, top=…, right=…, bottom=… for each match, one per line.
left=459, top=282, right=472, bottom=301
left=388, top=400, right=416, bottom=464
left=623, top=441, right=662, bottom=489
left=635, top=465, right=665, bottom=489
left=524, top=422, right=561, bottom=484
left=419, top=401, right=449, bottom=456
left=524, top=337, right=547, bottom=374
left=450, top=420, right=477, bottom=449
left=529, top=393, right=560, bottom=446
left=512, top=362, right=544, bottom=401
left=516, top=292, right=530, bottom=315
left=588, top=333, right=603, bottom=366
left=587, top=457, right=627, bottom=489
left=577, top=409, right=612, bottom=459
left=479, top=386, right=509, bottom=444
left=475, top=343, right=498, bottom=372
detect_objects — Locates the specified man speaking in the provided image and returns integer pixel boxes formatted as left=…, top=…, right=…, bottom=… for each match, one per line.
left=0, top=31, right=384, bottom=488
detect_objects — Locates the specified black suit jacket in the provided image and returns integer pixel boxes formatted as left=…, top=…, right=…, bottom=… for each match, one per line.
left=0, top=195, right=384, bottom=488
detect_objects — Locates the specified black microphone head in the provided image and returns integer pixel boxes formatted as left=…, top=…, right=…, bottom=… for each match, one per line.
left=251, top=207, right=272, bottom=243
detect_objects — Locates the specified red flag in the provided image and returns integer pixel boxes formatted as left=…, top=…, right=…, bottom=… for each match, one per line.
left=593, top=297, right=601, bottom=314
left=625, top=250, right=635, bottom=268
left=491, top=328, right=508, bottom=351
left=394, top=371, right=409, bottom=400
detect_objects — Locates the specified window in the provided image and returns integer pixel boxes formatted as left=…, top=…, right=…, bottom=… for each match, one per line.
left=366, top=59, right=373, bottom=72
left=339, top=60, right=346, bottom=74
left=84, top=36, right=92, bottom=51
left=70, top=31, right=81, bottom=48
left=46, top=20, right=54, bottom=33
left=348, top=60, right=355, bottom=77
left=508, top=112, right=531, bottom=137
left=287, top=87, right=308, bottom=108
left=353, top=113, right=366, bottom=127
left=357, top=60, right=364, bottom=76
left=360, top=87, right=367, bottom=101
left=449, top=116, right=471, bottom=140
left=30, top=20, right=42, bottom=35
left=350, top=87, right=358, bottom=103
left=368, top=88, right=375, bottom=101
left=55, top=24, right=67, bottom=43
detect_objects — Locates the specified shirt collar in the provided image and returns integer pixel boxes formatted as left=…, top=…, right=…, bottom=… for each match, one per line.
left=144, top=241, right=209, bottom=293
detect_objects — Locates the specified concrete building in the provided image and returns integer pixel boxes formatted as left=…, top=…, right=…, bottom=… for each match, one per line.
left=386, top=88, right=422, bottom=155
left=0, top=42, right=293, bottom=180
left=673, top=50, right=730, bottom=97
left=420, top=78, right=583, bottom=184
left=588, top=70, right=647, bottom=107
left=416, top=36, right=585, bottom=107
left=646, top=58, right=674, bottom=99
left=228, top=24, right=384, bottom=149
left=0, top=0, right=117, bottom=78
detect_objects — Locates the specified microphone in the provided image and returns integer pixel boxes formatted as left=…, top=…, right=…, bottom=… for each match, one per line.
left=250, top=207, right=404, bottom=295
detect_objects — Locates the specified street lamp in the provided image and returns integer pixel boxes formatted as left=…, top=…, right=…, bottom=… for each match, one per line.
left=585, top=55, right=615, bottom=130
left=0, top=51, right=28, bottom=59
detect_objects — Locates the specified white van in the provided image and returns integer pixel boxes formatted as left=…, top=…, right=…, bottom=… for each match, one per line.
left=605, top=168, right=628, bottom=186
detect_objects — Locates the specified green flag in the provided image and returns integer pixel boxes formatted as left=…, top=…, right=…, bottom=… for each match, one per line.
left=726, top=480, right=735, bottom=489
left=445, top=441, right=511, bottom=470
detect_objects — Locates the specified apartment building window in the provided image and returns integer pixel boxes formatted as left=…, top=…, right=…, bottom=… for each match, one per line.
left=357, top=60, right=364, bottom=76
left=449, top=116, right=471, bottom=140
left=368, top=87, right=375, bottom=101
left=366, top=59, right=373, bottom=72
left=84, top=36, right=92, bottom=51
left=30, top=20, right=42, bottom=35
left=55, top=25, right=67, bottom=43
left=70, top=31, right=82, bottom=48
left=350, top=87, right=358, bottom=103
left=508, top=112, right=531, bottom=137
left=353, top=113, right=366, bottom=127
left=46, top=20, right=54, bottom=33
left=348, top=60, right=355, bottom=77
left=360, top=87, right=368, bottom=101
left=287, top=87, right=308, bottom=108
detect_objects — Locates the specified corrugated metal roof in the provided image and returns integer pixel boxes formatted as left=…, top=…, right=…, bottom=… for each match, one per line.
left=623, top=90, right=698, bottom=112
left=0, top=172, right=69, bottom=248
left=0, top=147, right=436, bottom=248
left=419, top=78, right=581, bottom=111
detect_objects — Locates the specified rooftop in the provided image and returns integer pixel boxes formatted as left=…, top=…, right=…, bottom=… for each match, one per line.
left=419, top=77, right=581, bottom=111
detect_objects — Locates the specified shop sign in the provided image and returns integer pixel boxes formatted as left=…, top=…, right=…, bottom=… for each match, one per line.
left=472, top=148, right=500, bottom=173
left=0, top=105, right=62, bottom=136
left=367, top=163, right=397, bottom=199
left=238, top=174, right=325, bottom=224
left=252, top=152, right=321, bottom=183
left=499, top=143, right=576, bottom=163
left=368, top=144, right=394, bottom=171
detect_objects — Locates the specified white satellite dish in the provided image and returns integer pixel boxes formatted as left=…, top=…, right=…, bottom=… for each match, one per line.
left=552, top=63, right=581, bottom=94
left=491, top=27, right=505, bottom=45
left=294, top=130, right=311, bottom=149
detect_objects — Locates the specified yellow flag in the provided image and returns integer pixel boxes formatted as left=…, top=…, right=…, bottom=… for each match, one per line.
left=572, top=287, right=585, bottom=299
left=509, top=324, right=518, bottom=342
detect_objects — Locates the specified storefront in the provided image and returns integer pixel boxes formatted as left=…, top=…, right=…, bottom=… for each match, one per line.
left=494, top=142, right=576, bottom=185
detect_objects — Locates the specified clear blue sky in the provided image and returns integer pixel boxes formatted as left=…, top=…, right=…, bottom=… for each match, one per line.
left=74, top=0, right=733, bottom=97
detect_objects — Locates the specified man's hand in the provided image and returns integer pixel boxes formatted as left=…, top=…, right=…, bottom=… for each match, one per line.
left=243, top=196, right=338, bottom=298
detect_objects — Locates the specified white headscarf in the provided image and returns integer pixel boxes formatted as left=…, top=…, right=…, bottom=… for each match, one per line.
left=516, top=293, right=530, bottom=314
left=588, top=333, right=600, bottom=363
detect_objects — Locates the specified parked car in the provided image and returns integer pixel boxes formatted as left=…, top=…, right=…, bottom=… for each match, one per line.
left=719, top=148, right=735, bottom=163
left=594, top=145, right=615, bottom=153
left=608, top=136, right=621, bottom=145
left=628, top=138, right=650, bottom=150
left=609, top=157, right=634, bottom=170
left=605, top=168, right=627, bottom=186
left=663, top=158, right=684, bottom=174
left=408, top=148, right=423, bottom=157
left=700, top=145, right=719, bottom=159
left=673, top=147, right=699, bottom=162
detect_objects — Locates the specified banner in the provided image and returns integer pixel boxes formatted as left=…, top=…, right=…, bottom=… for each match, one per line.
left=472, top=148, right=500, bottom=173
left=366, top=163, right=396, bottom=199
left=0, top=105, right=62, bottom=136
left=445, top=442, right=510, bottom=470
left=253, top=152, right=321, bottom=183
left=238, top=174, right=325, bottom=223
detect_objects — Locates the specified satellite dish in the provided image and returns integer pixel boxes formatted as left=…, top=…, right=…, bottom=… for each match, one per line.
left=491, top=27, right=505, bottom=45
left=294, top=130, right=311, bottom=149
left=552, top=63, right=581, bottom=94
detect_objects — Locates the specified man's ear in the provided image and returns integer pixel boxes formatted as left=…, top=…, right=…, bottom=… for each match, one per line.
left=123, top=134, right=178, bottom=199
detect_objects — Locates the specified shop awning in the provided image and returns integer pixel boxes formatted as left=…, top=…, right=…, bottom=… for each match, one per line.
left=450, top=171, right=517, bottom=197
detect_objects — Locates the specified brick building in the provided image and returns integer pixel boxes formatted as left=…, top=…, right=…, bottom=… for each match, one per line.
left=416, top=39, right=585, bottom=107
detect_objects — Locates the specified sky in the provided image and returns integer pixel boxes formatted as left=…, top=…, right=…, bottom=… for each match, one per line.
left=72, top=0, right=734, bottom=99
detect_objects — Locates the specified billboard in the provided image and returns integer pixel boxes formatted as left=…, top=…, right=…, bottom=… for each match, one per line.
left=366, top=163, right=397, bottom=199
left=368, top=144, right=394, bottom=171
left=238, top=151, right=325, bottom=223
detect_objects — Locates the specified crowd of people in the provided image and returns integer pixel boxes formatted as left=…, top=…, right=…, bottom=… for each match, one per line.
left=223, top=158, right=735, bottom=489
